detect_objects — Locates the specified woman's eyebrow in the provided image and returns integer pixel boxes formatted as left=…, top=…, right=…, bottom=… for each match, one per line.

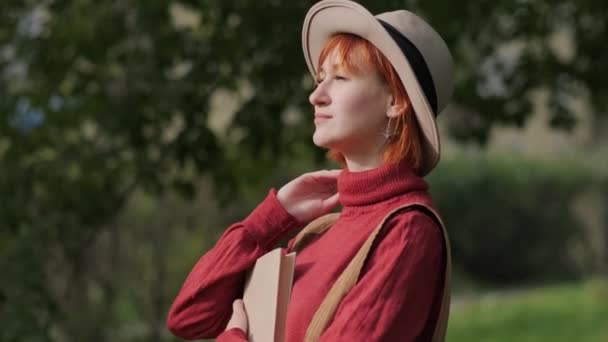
left=319, top=63, right=344, bottom=73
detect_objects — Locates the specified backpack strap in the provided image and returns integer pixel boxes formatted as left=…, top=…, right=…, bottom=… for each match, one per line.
left=290, top=212, right=340, bottom=253
left=295, top=203, right=452, bottom=342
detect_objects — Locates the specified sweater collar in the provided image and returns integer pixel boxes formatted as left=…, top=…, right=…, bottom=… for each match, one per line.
left=337, top=159, right=429, bottom=207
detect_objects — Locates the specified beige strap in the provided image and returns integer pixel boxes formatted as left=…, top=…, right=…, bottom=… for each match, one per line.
left=291, top=212, right=340, bottom=253
left=290, top=203, right=452, bottom=342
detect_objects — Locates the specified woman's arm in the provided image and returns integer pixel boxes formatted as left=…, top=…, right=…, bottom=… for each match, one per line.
left=318, top=211, right=445, bottom=342
left=166, top=189, right=300, bottom=340
left=216, top=328, right=249, bottom=342
left=167, top=169, right=341, bottom=340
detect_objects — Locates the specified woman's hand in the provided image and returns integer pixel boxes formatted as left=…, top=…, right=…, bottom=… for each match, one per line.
left=225, top=299, right=248, bottom=334
left=277, top=169, right=342, bottom=223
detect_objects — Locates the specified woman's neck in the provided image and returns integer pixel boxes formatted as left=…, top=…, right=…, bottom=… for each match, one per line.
left=344, top=153, right=384, bottom=172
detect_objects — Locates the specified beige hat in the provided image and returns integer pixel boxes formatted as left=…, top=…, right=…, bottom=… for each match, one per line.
left=302, top=0, right=454, bottom=176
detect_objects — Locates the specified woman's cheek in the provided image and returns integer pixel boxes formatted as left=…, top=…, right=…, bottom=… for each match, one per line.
left=346, top=87, right=370, bottom=107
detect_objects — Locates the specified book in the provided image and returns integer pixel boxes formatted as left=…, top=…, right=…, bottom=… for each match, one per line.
left=243, top=248, right=296, bottom=342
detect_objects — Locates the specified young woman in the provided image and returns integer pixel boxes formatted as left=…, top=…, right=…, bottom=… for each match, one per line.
left=167, top=0, right=454, bottom=341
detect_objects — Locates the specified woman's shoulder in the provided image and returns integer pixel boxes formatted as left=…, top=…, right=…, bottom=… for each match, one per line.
left=378, top=199, right=444, bottom=247
left=364, top=202, right=445, bottom=271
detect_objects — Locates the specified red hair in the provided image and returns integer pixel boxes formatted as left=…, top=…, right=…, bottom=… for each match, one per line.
left=316, top=33, right=424, bottom=174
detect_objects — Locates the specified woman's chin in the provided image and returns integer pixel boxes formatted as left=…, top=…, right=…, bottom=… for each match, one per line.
left=312, top=134, right=334, bottom=149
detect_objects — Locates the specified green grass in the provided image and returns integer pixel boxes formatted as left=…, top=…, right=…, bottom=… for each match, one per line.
left=447, top=278, right=608, bottom=342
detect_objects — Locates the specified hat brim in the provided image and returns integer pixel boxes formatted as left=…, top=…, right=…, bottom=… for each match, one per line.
left=302, top=0, right=440, bottom=176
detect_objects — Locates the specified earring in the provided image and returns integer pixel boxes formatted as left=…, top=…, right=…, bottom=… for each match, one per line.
left=380, top=118, right=399, bottom=140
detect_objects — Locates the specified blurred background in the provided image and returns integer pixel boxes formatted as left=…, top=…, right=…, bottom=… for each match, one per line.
left=1, top=0, right=607, bottom=341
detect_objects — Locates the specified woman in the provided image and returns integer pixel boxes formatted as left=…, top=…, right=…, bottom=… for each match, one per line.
left=167, top=0, right=454, bottom=341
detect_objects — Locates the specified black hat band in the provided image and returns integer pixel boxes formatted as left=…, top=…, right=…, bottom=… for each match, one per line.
left=378, top=19, right=438, bottom=115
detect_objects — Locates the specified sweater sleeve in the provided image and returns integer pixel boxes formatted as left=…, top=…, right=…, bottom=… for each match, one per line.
left=216, top=328, right=249, bottom=342
left=166, top=189, right=301, bottom=340
left=318, top=211, right=445, bottom=342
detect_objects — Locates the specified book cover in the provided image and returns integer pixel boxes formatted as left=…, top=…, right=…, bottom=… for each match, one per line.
left=243, top=248, right=296, bottom=342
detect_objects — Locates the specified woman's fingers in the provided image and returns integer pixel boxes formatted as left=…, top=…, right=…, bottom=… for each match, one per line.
left=277, top=169, right=342, bottom=222
left=308, top=169, right=342, bottom=180
left=225, top=299, right=248, bottom=333
left=307, top=169, right=341, bottom=191
left=319, top=192, right=340, bottom=214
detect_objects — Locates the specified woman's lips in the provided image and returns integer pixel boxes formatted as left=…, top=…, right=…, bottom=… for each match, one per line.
left=314, top=113, right=332, bottom=123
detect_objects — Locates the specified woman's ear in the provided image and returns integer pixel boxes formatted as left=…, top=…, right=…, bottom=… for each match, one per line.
left=386, top=101, right=410, bottom=119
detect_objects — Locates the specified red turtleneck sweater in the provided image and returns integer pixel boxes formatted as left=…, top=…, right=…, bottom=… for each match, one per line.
left=167, top=161, right=446, bottom=341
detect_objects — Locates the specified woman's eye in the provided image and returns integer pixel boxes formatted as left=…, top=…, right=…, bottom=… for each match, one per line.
left=313, top=74, right=346, bottom=86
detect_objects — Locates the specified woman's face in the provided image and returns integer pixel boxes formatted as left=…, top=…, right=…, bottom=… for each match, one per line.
left=309, top=50, right=392, bottom=158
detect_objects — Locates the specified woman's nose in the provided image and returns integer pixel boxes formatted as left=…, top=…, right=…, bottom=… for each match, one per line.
left=309, top=82, right=331, bottom=107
